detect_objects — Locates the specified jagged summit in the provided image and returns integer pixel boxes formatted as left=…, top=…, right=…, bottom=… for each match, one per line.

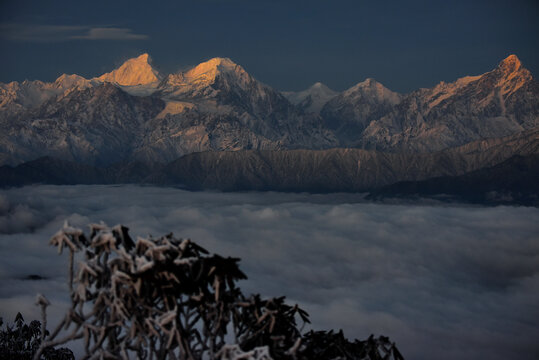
left=307, top=82, right=337, bottom=95
left=486, top=53, right=532, bottom=96
left=282, top=82, right=338, bottom=114
left=352, top=78, right=384, bottom=88
left=305, top=81, right=335, bottom=92
left=189, top=57, right=238, bottom=73
left=498, top=54, right=522, bottom=73
left=54, top=74, right=89, bottom=89
left=283, top=82, right=335, bottom=96
left=1, top=52, right=538, bottom=166
left=342, top=78, right=401, bottom=105
left=425, top=54, right=530, bottom=107
left=183, top=57, right=246, bottom=83
left=157, top=56, right=260, bottom=101
left=97, top=53, right=161, bottom=86
left=310, top=82, right=327, bottom=89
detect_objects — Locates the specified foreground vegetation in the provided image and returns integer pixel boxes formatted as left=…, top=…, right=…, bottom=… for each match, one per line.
left=1, top=223, right=403, bottom=360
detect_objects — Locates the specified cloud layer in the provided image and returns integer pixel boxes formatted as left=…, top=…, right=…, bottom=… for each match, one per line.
left=70, top=27, right=149, bottom=40
left=0, top=24, right=149, bottom=42
left=0, top=185, right=538, bottom=359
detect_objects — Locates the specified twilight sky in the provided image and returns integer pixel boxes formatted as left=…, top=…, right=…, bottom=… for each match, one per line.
left=0, top=0, right=538, bottom=92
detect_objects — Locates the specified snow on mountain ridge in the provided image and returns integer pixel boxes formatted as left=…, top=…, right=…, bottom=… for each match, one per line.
left=356, top=54, right=539, bottom=152
left=185, top=57, right=242, bottom=81
left=96, top=53, right=161, bottom=86
left=342, top=78, right=401, bottom=105
left=498, top=54, right=522, bottom=74
left=0, top=76, right=93, bottom=112
left=54, top=74, right=93, bottom=89
left=283, top=82, right=338, bottom=114
left=494, top=54, right=532, bottom=96
left=158, top=57, right=276, bottom=112
left=1, top=53, right=537, bottom=166
left=1, top=53, right=162, bottom=112
left=424, top=54, right=531, bottom=111
left=159, top=57, right=256, bottom=94
left=319, top=79, right=402, bottom=145
left=425, top=76, right=481, bottom=110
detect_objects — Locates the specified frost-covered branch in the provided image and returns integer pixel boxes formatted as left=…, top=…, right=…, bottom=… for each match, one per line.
left=32, top=222, right=403, bottom=360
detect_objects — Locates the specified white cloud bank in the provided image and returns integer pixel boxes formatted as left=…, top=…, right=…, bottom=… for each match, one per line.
left=0, top=185, right=538, bottom=360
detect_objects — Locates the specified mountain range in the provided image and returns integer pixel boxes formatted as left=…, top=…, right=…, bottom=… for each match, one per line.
left=1, top=53, right=538, bottom=203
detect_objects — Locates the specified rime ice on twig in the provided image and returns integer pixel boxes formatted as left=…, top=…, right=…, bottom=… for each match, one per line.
left=34, top=222, right=404, bottom=360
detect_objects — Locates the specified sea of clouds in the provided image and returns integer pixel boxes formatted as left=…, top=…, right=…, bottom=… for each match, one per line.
left=0, top=185, right=538, bottom=360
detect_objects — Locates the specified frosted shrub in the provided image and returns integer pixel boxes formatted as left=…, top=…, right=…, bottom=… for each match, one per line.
left=31, top=222, right=403, bottom=360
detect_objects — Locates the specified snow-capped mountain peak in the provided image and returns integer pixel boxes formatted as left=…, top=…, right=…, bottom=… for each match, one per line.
left=182, top=57, right=251, bottom=88
left=54, top=74, right=91, bottom=89
left=492, top=54, right=532, bottom=95
left=282, top=82, right=338, bottom=114
left=1, top=53, right=537, bottom=167
left=421, top=55, right=531, bottom=111
left=158, top=57, right=261, bottom=101
left=342, top=78, right=401, bottom=105
left=186, top=57, right=239, bottom=78
left=320, top=78, right=402, bottom=143
left=497, top=54, right=522, bottom=74
left=0, top=74, right=94, bottom=112
left=97, top=53, right=161, bottom=86
left=160, top=57, right=241, bottom=86
left=310, top=81, right=328, bottom=89
left=308, top=82, right=336, bottom=94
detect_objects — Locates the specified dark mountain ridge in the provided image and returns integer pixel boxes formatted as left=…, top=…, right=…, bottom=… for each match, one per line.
left=368, top=154, right=539, bottom=206
left=2, top=128, right=537, bottom=205
left=149, top=127, right=538, bottom=192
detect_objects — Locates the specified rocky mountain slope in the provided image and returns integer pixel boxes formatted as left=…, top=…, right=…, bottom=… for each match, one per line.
left=135, top=57, right=335, bottom=163
left=3, top=128, right=535, bottom=198
left=0, top=75, right=94, bottom=120
left=148, top=127, right=538, bottom=192
left=0, top=53, right=537, bottom=171
left=0, top=156, right=162, bottom=186
left=0, top=83, right=164, bottom=165
left=285, top=54, right=539, bottom=151
left=340, top=55, right=539, bottom=151
left=0, top=55, right=336, bottom=165
left=368, top=154, right=539, bottom=206
left=320, top=78, right=402, bottom=146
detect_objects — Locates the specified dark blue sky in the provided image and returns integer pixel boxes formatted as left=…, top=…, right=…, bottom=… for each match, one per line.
left=1, top=0, right=538, bottom=92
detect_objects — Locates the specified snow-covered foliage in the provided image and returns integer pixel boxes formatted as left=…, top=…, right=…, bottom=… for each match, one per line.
left=215, top=344, right=271, bottom=360
left=34, top=222, right=305, bottom=359
left=31, top=222, right=404, bottom=360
